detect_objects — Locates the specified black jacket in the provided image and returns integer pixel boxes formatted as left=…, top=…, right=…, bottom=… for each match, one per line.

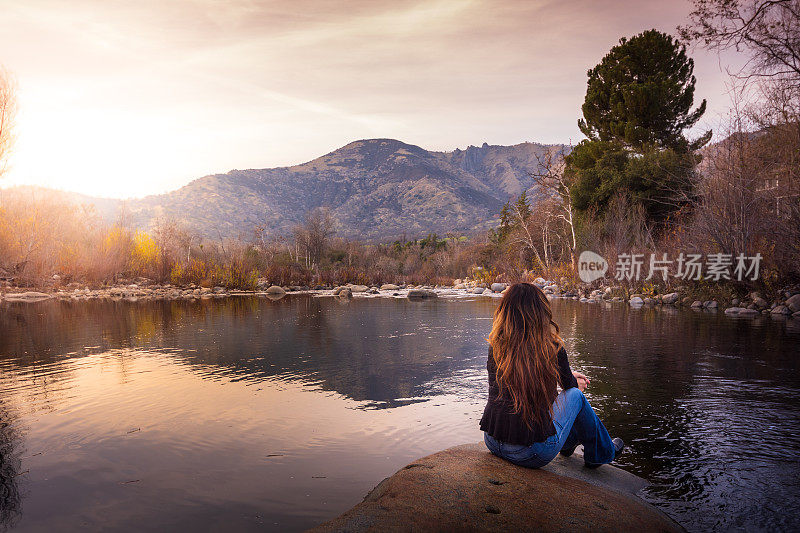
left=479, top=345, right=578, bottom=445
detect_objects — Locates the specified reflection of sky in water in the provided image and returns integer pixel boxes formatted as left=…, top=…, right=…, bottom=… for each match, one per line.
left=0, top=296, right=799, bottom=532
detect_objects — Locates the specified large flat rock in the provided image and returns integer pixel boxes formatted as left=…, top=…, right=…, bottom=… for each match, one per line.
left=311, top=442, right=681, bottom=532
left=3, top=291, right=52, bottom=302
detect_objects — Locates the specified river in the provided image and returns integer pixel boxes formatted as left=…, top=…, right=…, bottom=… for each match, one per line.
left=1, top=295, right=798, bottom=532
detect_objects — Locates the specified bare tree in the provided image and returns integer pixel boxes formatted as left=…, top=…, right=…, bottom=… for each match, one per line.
left=680, top=0, right=800, bottom=85
left=0, top=67, right=17, bottom=178
left=150, top=217, right=184, bottom=278
left=744, top=80, right=800, bottom=273
left=180, top=230, right=199, bottom=263
left=254, top=224, right=291, bottom=263
left=293, top=207, right=335, bottom=269
left=507, top=201, right=545, bottom=268
left=680, top=2, right=800, bottom=275
left=503, top=192, right=576, bottom=271
left=529, top=146, right=578, bottom=268
left=686, top=90, right=772, bottom=256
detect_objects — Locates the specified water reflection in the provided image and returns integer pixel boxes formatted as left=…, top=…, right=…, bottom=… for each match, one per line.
left=0, top=296, right=498, bottom=532
left=0, top=402, right=22, bottom=531
left=557, top=302, right=800, bottom=531
left=1, top=297, right=495, bottom=406
left=0, top=296, right=799, bottom=532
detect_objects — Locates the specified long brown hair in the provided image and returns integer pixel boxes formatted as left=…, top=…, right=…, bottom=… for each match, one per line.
left=488, top=282, right=563, bottom=429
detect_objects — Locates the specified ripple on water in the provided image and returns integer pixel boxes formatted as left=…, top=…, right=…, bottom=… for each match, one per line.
left=0, top=296, right=798, bottom=532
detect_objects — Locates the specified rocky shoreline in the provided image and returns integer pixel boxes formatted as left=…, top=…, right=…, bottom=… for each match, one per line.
left=2, top=277, right=799, bottom=320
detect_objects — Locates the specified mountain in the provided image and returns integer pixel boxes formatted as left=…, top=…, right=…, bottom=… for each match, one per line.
left=6, top=139, right=567, bottom=241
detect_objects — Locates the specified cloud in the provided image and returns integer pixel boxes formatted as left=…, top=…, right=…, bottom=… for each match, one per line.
left=0, top=0, right=736, bottom=197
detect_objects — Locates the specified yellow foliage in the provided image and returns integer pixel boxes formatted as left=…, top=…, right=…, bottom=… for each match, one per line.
left=58, top=243, right=80, bottom=273
left=131, top=231, right=159, bottom=275
left=103, top=225, right=129, bottom=252
left=171, top=259, right=216, bottom=287
left=170, top=262, right=185, bottom=285
left=472, top=266, right=498, bottom=284
left=214, top=261, right=258, bottom=290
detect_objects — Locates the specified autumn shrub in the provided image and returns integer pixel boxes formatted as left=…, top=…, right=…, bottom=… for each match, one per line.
left=131, top=231, right=160, bottom=278
left=263, top=261, right=312, bottom=286
left=471, top=266, right=498, bottom=285
left=328, top=264, right=373, bottom=285
left=215, top=260, right=259, bottom=290
left=171, top=259, right=214, bottom=287
left=540, top=262, right=579, bottom=290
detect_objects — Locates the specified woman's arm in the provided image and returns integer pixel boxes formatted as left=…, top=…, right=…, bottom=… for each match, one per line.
left=556, top=346, right=580, bottom=390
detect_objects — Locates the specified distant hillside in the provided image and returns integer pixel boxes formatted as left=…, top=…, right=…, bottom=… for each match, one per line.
left=4, top=139, right=567, bottom=241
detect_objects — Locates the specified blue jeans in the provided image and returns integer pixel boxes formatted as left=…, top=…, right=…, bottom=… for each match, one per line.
left=484, top=388, right=615, bottom=468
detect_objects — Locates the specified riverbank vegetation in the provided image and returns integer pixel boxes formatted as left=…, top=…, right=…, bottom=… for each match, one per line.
left=1, top=1, right=798, bottom=302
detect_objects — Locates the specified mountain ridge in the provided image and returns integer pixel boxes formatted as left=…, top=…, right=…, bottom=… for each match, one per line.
left=3, top=138, right=567, bottom=241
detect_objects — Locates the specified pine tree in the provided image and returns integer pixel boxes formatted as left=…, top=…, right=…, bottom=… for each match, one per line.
left=578, top=29, right=710, bottom=152
left=498, top=202, right=512, bottom=242
left=514, top=191, right=531, bottom=221
left=566, top=29, right=711, bottom=225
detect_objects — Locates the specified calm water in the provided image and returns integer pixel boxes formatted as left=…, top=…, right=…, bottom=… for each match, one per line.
left=1, top=295, right=799, bottom=532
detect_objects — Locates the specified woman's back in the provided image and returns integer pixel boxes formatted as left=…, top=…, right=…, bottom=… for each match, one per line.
left=479, top=345, right=578, bottom=445
left=479, top=282, right=624, bottom=469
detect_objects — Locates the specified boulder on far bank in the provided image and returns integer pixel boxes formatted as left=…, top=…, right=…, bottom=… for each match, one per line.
left=380, top=284, right=400, bottom=291
left=787, top=294, right=800, bottom=313
left=725, top=307, right=760, bottom=316
left=338, top=287, right=353, bottom=298
left=753, top=296, right=768, bottom=308
left=490, top=283, right=507, bottom=293
left=311, top=443, right=681, bottom=533
left=264, top=292, right=286, bottom=301
left=265, top=285, right=286, bottom=295
left=349, top=285, right=369, bottom=293
left=661, top=292, right=679, bottom=304
left=407, top=289, right=437, bottom=299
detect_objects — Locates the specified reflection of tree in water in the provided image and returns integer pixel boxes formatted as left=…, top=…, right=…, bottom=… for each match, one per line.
left=3, top=298, right=796, bottom=411
left=0, top=297, right=496, bottom=406
left=1, top=298, right=797, bottom=532
left=0, top=401, right=21, bottom=531
left=553, top=299, right=800, bottom=528
left=153, top=296, right=492, bottom=404
left=558, top=302, right=723, bottom=483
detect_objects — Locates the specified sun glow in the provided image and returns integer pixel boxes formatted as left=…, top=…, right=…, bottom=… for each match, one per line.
left=7, top=93, right=193, bottom=198
left=0, top=0, right=731, bottom=199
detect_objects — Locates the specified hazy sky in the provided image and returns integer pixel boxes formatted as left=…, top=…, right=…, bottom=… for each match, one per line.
left=0, top=0, right=740, bottom=198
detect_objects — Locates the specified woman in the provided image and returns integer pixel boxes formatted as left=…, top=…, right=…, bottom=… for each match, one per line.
left=479, top=282, right=624, bottom=468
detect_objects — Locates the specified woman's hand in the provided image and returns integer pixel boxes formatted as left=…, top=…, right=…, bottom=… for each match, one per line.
left=573, top=371, right=590, bottom=392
